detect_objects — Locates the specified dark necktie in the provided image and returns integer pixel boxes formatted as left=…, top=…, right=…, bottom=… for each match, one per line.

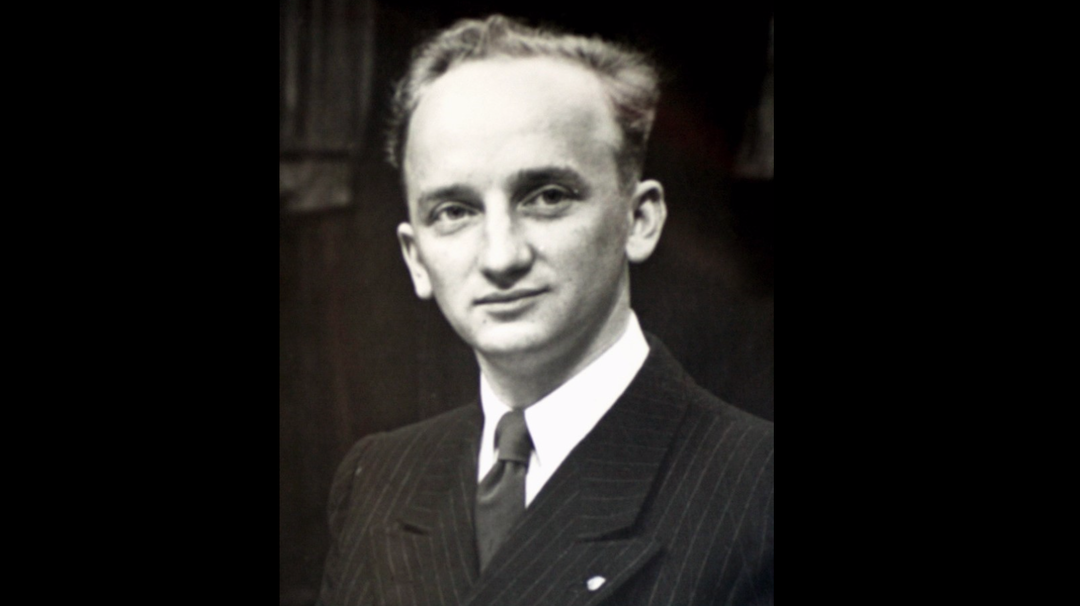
left=475, top=409, right=533, bottom=572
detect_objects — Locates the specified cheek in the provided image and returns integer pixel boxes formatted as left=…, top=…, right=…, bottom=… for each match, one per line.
left=555, top=214, right=628, bottom=282
left=417, top=242, right=469, bottom=296
left=584, top=205, right=631, bottom=256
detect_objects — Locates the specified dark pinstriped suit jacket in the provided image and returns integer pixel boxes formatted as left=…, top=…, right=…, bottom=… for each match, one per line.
left=318, top=335, right=774, bottom=606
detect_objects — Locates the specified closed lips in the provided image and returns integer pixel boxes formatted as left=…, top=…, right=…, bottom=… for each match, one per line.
left=475, top=289, right=546, bottom=304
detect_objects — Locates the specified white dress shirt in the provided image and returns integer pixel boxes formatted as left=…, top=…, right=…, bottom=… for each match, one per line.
left=477, top=311, right=651, bottom=506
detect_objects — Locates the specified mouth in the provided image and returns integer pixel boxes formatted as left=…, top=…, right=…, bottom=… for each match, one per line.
left=474, top=288, right=548, bottom=307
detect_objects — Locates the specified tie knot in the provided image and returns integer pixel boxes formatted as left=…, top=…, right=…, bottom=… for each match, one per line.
left=494, top=410, right=532, bottom=464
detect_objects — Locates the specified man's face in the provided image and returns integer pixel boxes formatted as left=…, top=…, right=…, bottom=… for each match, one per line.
left=397, top=57, right=649, bottom=367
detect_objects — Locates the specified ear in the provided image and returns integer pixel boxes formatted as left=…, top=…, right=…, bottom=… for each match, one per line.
left=625, top=179, right=667, bottom=263
left=397, top=222, right=433, bottom=300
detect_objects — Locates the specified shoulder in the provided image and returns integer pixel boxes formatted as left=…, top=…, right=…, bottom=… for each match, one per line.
left=643, top=332, right=773, bottom=437
left=325, top=404, right=481, bottom=528
left=641, top=332, right=774, bottom=505
left=680, top=381, right=774, bottom=508
left=684, top=376, right=774, bottom=464
left=639, top=336, right=774, bottom=599
left=331, top=404, right=480, bottom=485
left=678, top=395, right=772, bottom=489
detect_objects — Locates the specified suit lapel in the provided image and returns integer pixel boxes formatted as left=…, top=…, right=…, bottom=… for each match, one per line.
left=375, top=406, right=483, bottom=605
left=463, top=341, right=691, bottom=606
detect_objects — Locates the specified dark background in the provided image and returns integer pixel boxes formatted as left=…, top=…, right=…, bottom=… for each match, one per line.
left=280, top=1, right=774, bottom=604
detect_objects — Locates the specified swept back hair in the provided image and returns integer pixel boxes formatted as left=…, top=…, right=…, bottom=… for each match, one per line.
left=386, top=14, right=660, bottom=187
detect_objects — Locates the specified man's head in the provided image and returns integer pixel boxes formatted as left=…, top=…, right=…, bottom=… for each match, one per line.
left=393, top=15, right=667, bottom=384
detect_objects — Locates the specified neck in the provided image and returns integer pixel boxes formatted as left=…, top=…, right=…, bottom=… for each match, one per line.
left=477, top=302, right=632, bottom=409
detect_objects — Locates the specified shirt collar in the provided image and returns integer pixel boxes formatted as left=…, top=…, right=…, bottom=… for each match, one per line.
left=479, top=311, right=650, bottom=477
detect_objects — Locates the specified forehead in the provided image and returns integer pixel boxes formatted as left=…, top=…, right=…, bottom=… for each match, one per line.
left=403, top=57, right=622, bottom=189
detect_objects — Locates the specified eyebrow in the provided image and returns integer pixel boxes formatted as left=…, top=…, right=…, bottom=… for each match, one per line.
left=415, top=185, right=477, bottom=211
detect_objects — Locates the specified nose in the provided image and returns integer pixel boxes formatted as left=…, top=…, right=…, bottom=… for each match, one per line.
left=479, top=205, right=534, bottom=287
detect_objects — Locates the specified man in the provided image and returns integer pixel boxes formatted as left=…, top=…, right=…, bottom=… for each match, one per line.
left=318, top=14, right=773, bottom=606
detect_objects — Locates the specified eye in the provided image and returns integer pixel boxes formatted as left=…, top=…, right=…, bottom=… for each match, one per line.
left=431, top=202, right=476, bottom=224
left=523, top=186, right=575, bottom=211
left=544, top=187, right=570, bottom=204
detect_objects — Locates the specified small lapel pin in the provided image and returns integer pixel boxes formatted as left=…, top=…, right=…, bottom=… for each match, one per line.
left=586, top=576, right=606, bottom=591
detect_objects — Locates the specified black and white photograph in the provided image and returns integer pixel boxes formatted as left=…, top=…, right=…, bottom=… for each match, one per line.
left=280, top=2, right=774, bottom=604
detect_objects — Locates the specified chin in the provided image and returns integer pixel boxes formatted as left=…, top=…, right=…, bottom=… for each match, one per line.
left=466, top=324, right=557, bottom=361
